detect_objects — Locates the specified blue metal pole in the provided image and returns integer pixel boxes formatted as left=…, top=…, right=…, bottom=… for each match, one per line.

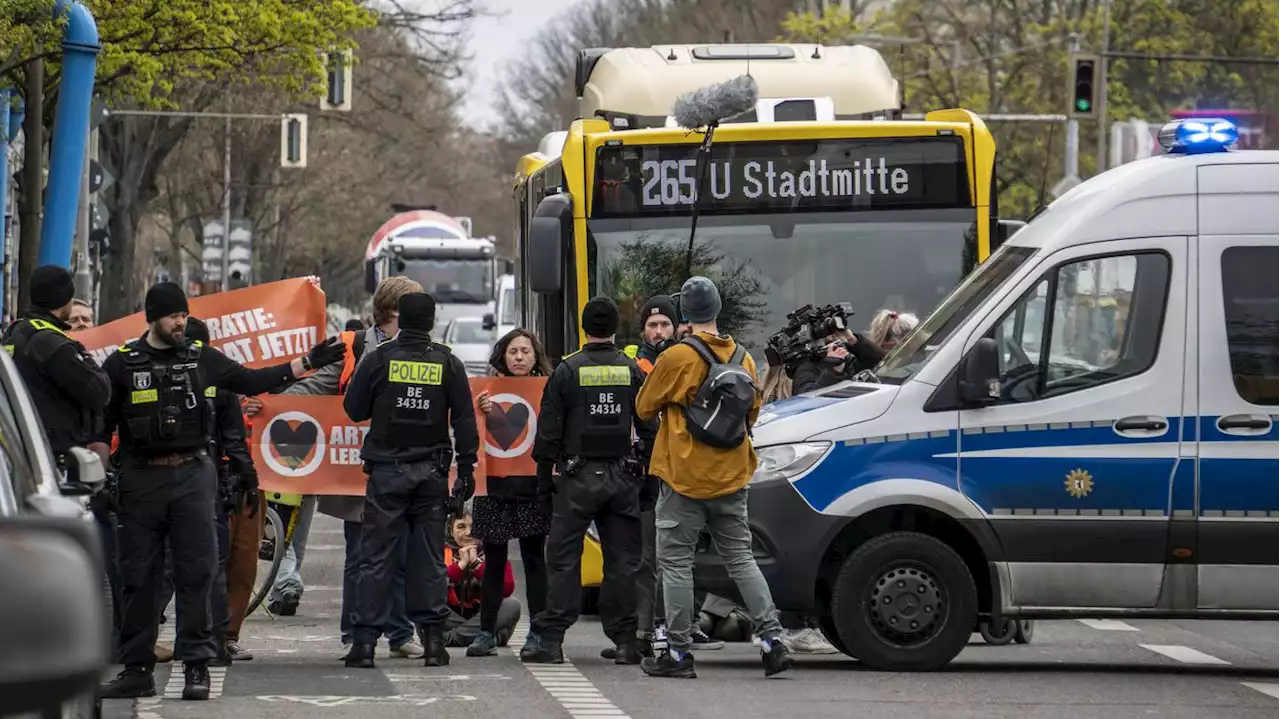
left=38, top=0, right=100, bottom=269
left=0, top=86, right=10, bottom=322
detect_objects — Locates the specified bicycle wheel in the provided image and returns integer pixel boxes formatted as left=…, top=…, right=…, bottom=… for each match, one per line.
left=246, top=506, right=286, bottom=617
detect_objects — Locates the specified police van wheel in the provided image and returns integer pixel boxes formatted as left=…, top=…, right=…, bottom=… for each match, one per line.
left=1014, top=619, right=1035, bottom=644
left=978, top=618, right=1017, bottom=645
left=831, top=531, right=977, bottom=671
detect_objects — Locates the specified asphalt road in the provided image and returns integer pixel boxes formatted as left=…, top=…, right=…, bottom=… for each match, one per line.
left=104, top=513, right=1279, bottom=719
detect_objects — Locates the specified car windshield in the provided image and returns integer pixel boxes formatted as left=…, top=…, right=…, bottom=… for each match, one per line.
left=877, top=244, right=1038, bottom=382
left=448, top=321, right=493, bottom=344
left=587, top=209, right=978, bottom=360
left=394, top=257, right=492, bottom=304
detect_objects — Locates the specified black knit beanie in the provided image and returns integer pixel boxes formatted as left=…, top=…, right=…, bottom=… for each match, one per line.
left=582, top=296, right=619, bottom=338
left=398, top=292, right=436, bottom=332
left=29, top=265, right=75, bottom=311
left=185, top=317, right=210, bottom=345
left=639, top=294, right=678, bottom=327
left=144, top=282, right=190, bottom=323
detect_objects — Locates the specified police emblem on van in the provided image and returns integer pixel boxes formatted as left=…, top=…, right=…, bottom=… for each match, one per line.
left=133, top=372, right=151, bottom=390
left=1065, top=468, right=1094, bottom=498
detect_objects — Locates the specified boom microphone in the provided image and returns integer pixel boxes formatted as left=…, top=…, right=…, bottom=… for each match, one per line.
left=672, top=75, right=760, bottom=130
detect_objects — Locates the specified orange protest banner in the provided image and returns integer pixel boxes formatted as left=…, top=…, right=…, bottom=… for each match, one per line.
left=253, top=376, right=546, bottom=496
left=75, top=278, right=326, bottom=368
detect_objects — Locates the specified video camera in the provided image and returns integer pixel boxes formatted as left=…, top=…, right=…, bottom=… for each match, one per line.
left=764, top=303, right=855, bottom=369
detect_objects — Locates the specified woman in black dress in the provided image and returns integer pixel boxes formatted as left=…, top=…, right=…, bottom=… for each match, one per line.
left=466, top=329, right=553, bottom=656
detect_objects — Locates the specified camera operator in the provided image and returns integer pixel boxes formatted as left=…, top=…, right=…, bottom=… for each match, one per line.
left=790, top=329, right=885, bottom=394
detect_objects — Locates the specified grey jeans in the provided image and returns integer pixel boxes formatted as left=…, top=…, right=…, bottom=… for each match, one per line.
left=271, top=495, right=317, bottom=601
left=656, top=483, right=782, bottom=654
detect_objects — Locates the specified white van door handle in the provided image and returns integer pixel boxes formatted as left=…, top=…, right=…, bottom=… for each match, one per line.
left=1114, top=416, right=1168, bottom=434
left=1217, top=414, right=1273, bottom=434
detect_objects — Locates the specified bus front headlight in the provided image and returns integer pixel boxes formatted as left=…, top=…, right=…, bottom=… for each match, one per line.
left=750, top=442, right=832, bottom=485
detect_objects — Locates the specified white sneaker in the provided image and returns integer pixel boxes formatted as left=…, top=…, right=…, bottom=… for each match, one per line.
left=781, top=628, right=839, bottom=655
left=751, top=635, right=763, bottom=647
left=390, top=640, right=424, bottom=658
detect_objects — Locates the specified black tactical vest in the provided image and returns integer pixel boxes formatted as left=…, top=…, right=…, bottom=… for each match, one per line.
left=117, top=340, right=212, bottom=455
left=562, top=347, right=635, bottom=459
left=2, top=317, right=92, bottom=453
left=368, top=339, right=452, bottom=449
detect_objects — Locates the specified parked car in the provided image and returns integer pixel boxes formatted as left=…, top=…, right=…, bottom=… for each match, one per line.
left=444, top=317, right=496, bottom=376
left=0, top=348, right=109, bottom=718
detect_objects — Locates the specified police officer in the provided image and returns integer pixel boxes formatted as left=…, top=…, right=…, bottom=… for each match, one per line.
left=99, top=282, right=345, bottom=701
left=342, top=292, right=478, bottom=669
left=1, top=265, right=111, bottom=463
left=521, top=297, right=656, bottom=665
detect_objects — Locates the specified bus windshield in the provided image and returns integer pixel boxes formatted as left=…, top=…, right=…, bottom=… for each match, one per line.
left=588, top=209, right=978, bottom=359
left=393, top=257, right=492, bottom=304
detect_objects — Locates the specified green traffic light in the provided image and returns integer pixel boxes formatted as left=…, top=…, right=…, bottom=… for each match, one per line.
left=1075, top=98, right=1092, bottom=112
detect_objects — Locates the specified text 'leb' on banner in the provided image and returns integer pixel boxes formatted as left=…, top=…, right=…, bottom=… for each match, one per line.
left=74, top=278, right=326, bottom=368
left=254, top=376, right=545, bottom=496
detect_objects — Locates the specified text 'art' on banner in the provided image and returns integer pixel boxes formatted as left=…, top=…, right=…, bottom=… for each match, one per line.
left=75, top=278, right=327, bottom=368
left=254, top=377, right=546, bottom=496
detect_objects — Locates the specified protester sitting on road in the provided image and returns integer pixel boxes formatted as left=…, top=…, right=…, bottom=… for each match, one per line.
left=445, top=512, right=522, bottom=648
left=467, top=329, right=553, bottom=657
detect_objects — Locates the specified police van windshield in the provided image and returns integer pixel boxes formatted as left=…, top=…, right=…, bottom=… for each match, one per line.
left=877, top=245, right=1038, bottom=382
left=587, top=209, right=977, bottom=359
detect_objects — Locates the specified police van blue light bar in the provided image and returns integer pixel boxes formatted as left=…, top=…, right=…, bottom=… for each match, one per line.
left=1157, top=118, right=1239, bottom=155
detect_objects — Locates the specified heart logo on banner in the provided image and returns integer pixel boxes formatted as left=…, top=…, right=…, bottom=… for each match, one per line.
left=486, top=402, right=530, bottom=451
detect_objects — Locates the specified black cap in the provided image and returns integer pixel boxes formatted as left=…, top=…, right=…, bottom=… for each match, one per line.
left=582, top=296, right=619, bottom=338
left=344, top=318, right=366, bottom=332
left=398, top=292, right=435, bottom=332
left=29, top=265, right=75, bottom=312
left=639, top=294, right=678, bottom=327
left=144, top=282, right=190, bottom=323
left=185, top=317, right=210, bottom=345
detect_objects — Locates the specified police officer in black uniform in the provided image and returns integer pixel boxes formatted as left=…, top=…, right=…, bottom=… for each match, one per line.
left=99, top=282, right=345, bottom=701
left=521, top=296, right=656, bottom=665
left=342, top=292, right=478, bottom=669
left=185, top=317, right=260, bottom=667
left=0, top=265, right=111, bottom=463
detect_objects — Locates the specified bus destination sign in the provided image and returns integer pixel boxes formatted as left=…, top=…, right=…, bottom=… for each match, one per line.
left=591, top=137, right=969, bottom=217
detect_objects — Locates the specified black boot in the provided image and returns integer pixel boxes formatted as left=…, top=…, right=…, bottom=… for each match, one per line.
left=182, top=663, right=211, bottom=701
left=209, top=643, right=233, bottom=667
left=100, top=666, right=156, bottom=699
left=343, top=642, right=376, bottom=669
left=521, top=634, right=565, bottom=664
left=424, top=626, right=450, bottom=667
left=613, top=640, right=644, bottom=665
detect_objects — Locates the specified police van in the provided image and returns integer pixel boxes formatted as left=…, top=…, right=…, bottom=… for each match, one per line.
left=697, top=119, right=1279, bottom=671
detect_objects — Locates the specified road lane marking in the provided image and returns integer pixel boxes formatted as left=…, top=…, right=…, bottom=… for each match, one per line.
left=1242, top=682, right=1279, bottom=699
left=1078, top=619, right=1139, bottom=631
left=508, top=620, right=631, bottom=719
left=1139, top=644, right=1232, bottom=665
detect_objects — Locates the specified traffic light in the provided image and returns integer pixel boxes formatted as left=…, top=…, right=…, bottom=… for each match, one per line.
left=320, top=49, right=353, bottom=112
left=281, top=114, right=307, bottom=168
left=1069, top=54, right=1099, bottom=119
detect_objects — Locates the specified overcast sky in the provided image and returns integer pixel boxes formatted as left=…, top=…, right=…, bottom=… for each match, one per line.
left=460, top=0, right=581, bottom=124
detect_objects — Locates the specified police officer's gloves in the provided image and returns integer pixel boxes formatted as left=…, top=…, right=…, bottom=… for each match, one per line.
left=304, top=337, right=346, bottom=371
left=238, top=473, right=260, bottom=518
left=450, top=469, right=475, bottom=516
left=537, top=462, right=556, bottom=506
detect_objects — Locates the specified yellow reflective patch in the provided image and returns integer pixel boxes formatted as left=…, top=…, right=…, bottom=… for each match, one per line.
left=132, top=389, right=158, bottom=404
left=578, top=365, right=631, bottom=387
left=2, top=345, right=12, bottom=356
left=205, top=386, right=217, bottom=398
left=388, top=360, right=443, bottom=385
left=29, top=318, right=68, bottom=336
left=623, top=344, right=639, bottom=359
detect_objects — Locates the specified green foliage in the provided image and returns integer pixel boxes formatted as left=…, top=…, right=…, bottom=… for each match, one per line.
left=780, top=1, right=1278, bottom=218
left=604, top=237, right=767, bottom=347
left=1, top=0, right=376, bottom=106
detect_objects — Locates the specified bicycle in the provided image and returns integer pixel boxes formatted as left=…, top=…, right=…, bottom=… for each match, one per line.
left=246, top=491, right=304, bottom=617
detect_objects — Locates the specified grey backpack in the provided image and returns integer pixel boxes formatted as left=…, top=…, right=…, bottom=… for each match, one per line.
left=680, top=336, right=756, bottom=449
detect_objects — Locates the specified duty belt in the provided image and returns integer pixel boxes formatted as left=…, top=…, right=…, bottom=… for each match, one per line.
left=145, top=449, right=207, bottom=467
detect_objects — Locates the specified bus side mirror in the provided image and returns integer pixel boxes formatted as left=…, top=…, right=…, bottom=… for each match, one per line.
left=364, top=260, right=377, bottom=294
left=482, top=313, right=497, bottom=332
left=529, top=193, right=572, bottom=294
left=959, top=338, right=1001, bottom=406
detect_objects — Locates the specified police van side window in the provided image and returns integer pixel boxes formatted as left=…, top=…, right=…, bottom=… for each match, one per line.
left=987, top=251, right=1170, bottom=404
left=1220, top=246, right=1279, bottom=405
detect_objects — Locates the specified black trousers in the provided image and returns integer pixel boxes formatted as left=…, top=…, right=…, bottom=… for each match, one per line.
left=481, top=534, right=546, bottom=634
left=117, top=456, right=219, bottom=667
left=352, top=459, right=450, bottom=644
left=95, top=511, right=123, bottom=657
left=532, top=461, right=641, bottom=644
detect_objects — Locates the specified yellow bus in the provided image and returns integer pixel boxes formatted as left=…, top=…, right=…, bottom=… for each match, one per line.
left=514, top=43, right=1014, bottom=360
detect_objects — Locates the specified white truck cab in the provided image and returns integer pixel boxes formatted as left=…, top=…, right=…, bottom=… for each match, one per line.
left=702, top=120, right=1279, bottom=671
